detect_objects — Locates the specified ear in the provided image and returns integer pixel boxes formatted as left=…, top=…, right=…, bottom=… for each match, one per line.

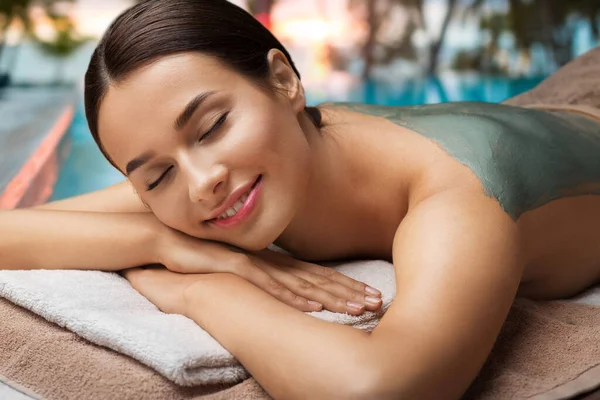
left=267, top=49, right=306, bottom=114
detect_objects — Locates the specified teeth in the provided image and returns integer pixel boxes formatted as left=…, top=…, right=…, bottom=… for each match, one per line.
left=217, top=192, right=250, bottom=220
left=232, top=200, right=244, bottom=213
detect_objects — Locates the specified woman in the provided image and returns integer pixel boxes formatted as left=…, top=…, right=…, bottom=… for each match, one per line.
left=2, top=0, right=600, bottom=398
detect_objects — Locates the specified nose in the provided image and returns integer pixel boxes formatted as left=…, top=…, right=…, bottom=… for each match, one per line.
left=186, top=163, right=229, bottom=204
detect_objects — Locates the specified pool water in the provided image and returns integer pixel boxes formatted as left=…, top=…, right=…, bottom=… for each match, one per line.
left=50, top=75, right=544, bottom=201
left=49, top=104, right=124, bottom=201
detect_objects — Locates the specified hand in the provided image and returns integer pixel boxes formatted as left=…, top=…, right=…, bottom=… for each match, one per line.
left=154, top=227, right=382, bottom=315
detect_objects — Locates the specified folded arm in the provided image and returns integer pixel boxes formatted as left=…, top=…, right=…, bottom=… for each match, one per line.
left=179, top=189, right=522, bottom=399
left=2, top=182, right=379, bottom=314
left=0, top=181, right=161, bottom=271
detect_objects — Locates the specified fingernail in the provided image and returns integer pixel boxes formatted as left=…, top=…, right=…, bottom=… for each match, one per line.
left=308, top=300, right=323, bottom=310
left=365, top=296, right=381, bottom=305
left=347, top=301, right=364, bottom=310
left=365, top=286, right=381, bottom=296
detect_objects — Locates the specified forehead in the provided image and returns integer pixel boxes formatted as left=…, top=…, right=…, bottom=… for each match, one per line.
left=97, top=53, right=248, bottom=169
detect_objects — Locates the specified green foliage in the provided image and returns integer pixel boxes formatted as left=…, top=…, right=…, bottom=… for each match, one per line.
left=34, top=15, right=89, bottom=59
left=347, top=0, right=459, bottom=76
left=0, top=0, right=83, bottom=84
left=462, top=0, right=600, bottom=73
left=0, top=0, right=76, bottom=36
left=0, top=0, right=34, bottom=34
left=347, top=0, right=430, bottom=77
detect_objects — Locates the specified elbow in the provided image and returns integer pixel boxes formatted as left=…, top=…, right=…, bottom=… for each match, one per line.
left=302, top=366, right=404, bottom=400
left=294, top=343, right=470, bottom=399
left=329, top=365, right=438, bottom=400
left=273, top=358, right=436, bottom=400
left=342, top=369, right=404, bottom=400
left=271, top=366, right=384, bottom=400
left=340, top=367, right=467, bottom=400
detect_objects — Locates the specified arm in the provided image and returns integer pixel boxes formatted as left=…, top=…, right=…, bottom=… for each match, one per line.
left=181, top=189, right=522, bottom=399
left=33, top=180, right=148, bottom=212
left=182, top=274, right=372, bottom=399
left=0, top=181, right=156, bottom=270
left=0, top=209, right=158, bottom=270
left=364, top=189, right=522, bottom=398
left=3, top=183, right=380, bottom=314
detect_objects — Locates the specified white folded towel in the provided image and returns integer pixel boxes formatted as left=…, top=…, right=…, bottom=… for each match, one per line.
left=1, top=260, right=598, bottom=387
left=0, top=259, right=396, bottom=386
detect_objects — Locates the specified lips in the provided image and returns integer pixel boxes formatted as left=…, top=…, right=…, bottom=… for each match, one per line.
left=206, top=175, right=262, bottom=223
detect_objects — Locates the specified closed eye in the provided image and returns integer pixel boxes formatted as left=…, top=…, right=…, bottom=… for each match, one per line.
left=145, top=112, right=229, bottom=191
left=146, top=166, right=173, bottom=191
left=199, top=111, right=229, bottom=142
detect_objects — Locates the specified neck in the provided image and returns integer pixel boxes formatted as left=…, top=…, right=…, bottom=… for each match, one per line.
left=274, top=108, right=407, bottom=261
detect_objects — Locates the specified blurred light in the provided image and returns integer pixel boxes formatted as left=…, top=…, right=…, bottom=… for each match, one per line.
left=70, top=1, right=133, bottom=37
left=52, top=1, right=75, bottom=16
left=34, top=23, right=56, bottom=41
left=28, top=6, right=55, bottom=41
left=272, top=18, right=349, bottom=44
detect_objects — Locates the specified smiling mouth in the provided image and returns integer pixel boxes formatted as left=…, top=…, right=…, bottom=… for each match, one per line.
left=208, top=175, right=262, bottom=227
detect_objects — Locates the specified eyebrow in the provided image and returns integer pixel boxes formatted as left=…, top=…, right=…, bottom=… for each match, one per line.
left=174, top=91, right=216, bottom=131
left=124, top=91, right=216, bottom=176
left=125, top=150, right=156, bottom=176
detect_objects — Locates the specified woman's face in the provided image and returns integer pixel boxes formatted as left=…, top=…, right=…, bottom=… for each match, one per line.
left=97, top=52, right=312, bottom=250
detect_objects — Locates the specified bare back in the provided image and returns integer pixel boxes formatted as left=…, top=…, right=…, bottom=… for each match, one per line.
left=310, top=102, right=600, bottom=299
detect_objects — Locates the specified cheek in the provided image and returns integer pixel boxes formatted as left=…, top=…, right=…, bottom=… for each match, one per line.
left=252, top=116, right=310, bottom=184
left=151, top=197, right=192, bottom=233
left=226, top=114, right=282, bottom=166
left=272, top=123, right=311, bottom=171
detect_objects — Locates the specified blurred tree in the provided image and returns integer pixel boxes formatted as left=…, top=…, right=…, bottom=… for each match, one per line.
left=427, top=0, right=458, bottom=74
left=349, top=0, right=422, bottom=78
left=0, top=0, right=33, bottom=85
left=348, top=0, right=459, bottom=78
left=34, top=13, right=90, bottom=84
left=464, top=0, right=600, bottom=73
left=452, top=10, right=510, bottom=74
left=0, top=0, right=75, bottom=86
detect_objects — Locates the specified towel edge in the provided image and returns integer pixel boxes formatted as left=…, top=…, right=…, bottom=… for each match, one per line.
left=0, top=373, right=44, bottom=400
left=527, top=363, right=600, bottom=400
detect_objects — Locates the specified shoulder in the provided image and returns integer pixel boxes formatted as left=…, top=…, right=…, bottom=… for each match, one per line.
left=393, top=186, right=523, bottom=296
left=320, top=101, right=562, bottom=221
left=318, top=101, right=522, bottom=117
left=318, top=102, right=401, bottom=120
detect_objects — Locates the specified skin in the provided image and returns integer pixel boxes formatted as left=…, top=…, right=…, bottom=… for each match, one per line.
left=98, top=50, right=600, bottom=399
left=99, top=52, right=314, bottom=252
left=327, top=101, right=600, bottom=220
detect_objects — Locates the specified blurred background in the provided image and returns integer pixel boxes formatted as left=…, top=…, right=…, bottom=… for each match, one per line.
left=1, top=0, right=599, bottom=203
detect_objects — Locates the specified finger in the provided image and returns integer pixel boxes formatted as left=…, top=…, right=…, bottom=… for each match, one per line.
left=254, top=250, right=382, bottom=299
left=291, top=261, right=382, bottom=298
left=259, top=263, right=367, bottom=315
left=234, top=262, right=323, bottom=312
left=165, top=243, right=321, bottom=312
left=282, top=266, right=382, bottom=312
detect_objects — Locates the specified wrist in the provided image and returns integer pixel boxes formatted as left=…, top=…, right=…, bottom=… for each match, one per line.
left=137, top=213, right=168, bottom=265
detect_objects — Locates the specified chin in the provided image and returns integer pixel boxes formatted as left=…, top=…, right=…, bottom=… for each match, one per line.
left=220, top=234, right=266, bottom=252
left=239, top=212, right=290, bottom=251
left=246, top=227, right=281, bottom=251
left=241, top=241, right=270, bottom=252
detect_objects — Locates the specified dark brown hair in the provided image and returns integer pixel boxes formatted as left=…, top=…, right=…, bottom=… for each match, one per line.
left=84, top=0, right=322, bottom=166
